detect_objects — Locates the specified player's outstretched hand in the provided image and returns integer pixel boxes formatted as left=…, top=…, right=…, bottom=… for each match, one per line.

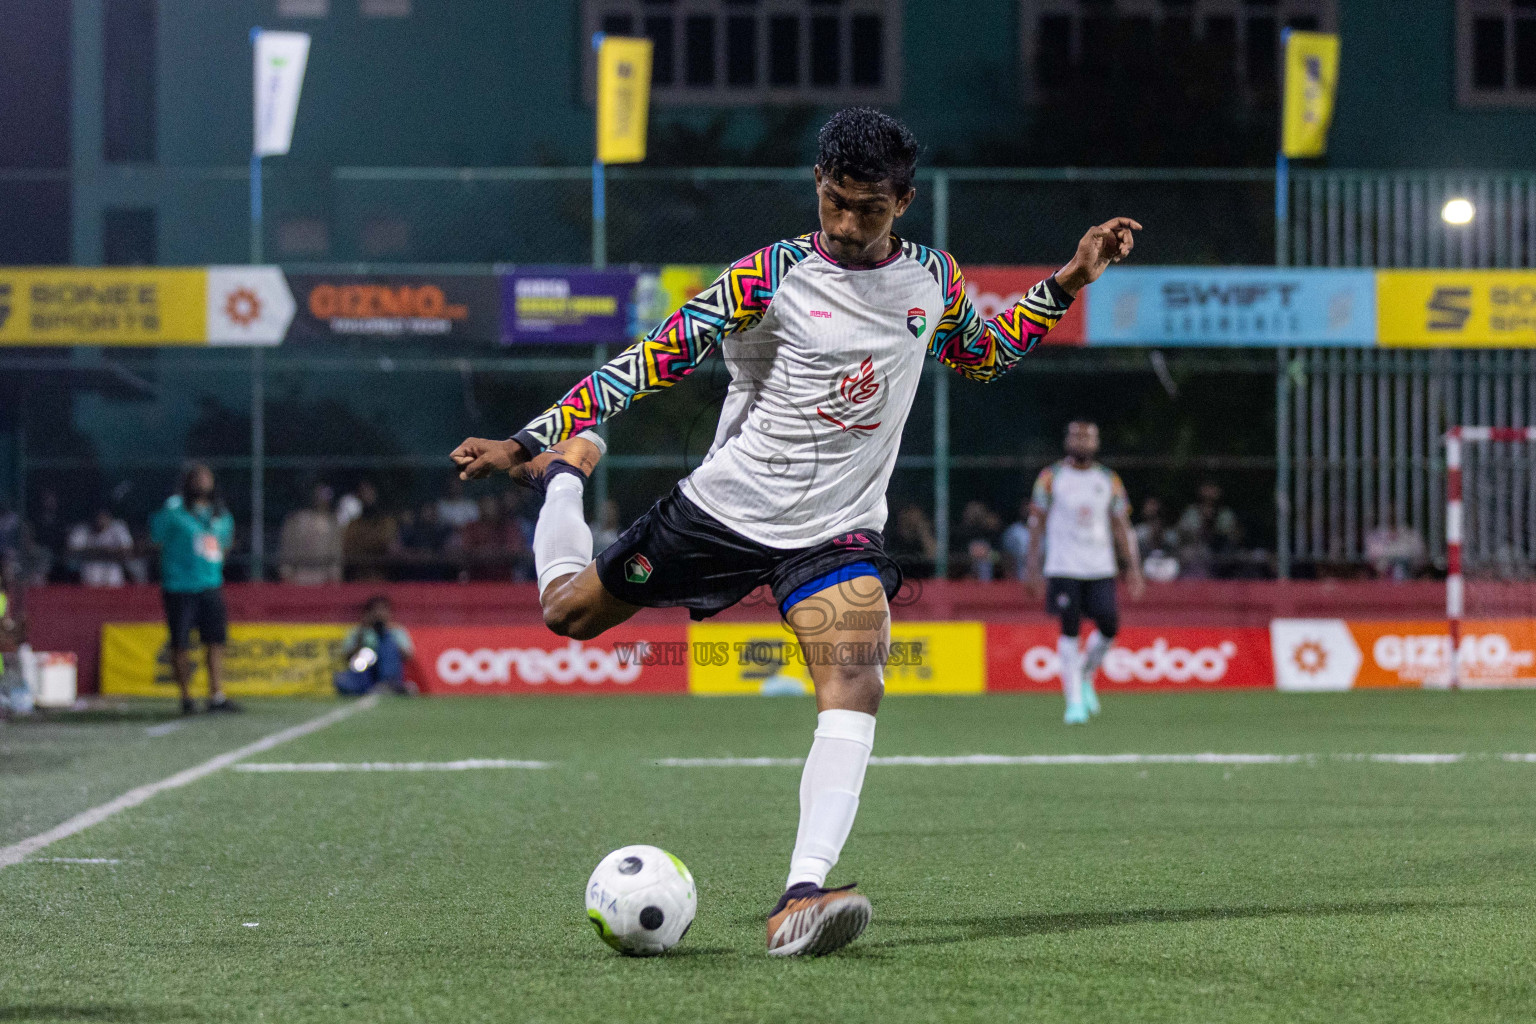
left=1055, top=217, right=1142, bottom=296
left=451, top=437, right=529, bottom=481
left=1126, top=569, right=1147, bottom=601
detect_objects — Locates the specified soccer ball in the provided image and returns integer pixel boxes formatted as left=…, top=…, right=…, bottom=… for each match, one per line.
left=585, top=845, right=696, bottom=956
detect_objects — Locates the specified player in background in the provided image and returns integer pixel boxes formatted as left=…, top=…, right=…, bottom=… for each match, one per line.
left=453, top=109, right=1138, bottom=955
left=1026, top=421, right=1144, bottom=724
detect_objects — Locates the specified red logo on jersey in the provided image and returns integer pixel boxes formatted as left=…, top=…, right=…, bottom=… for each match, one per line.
left=817, top=356, right=884, bottom=433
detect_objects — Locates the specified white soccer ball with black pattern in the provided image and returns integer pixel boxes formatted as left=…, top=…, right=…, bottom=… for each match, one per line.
left=585, top=845, right=696, bottom=956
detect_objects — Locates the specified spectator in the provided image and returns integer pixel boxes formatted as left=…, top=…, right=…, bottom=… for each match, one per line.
left=342, top=482, right=399, bottom=582
left=436, top=478, right=480, bottom=531
left=151, top=464, right=237, bottom=714
left=958, top=500, right=1003, bottom=581
left=0, top=565, right=30, bottom=716
left=30, top=489, right=67, bottom=581
left=11, top=523, right=52, bottom=588
left=455, top=495, right=529, bottom=581
left=1135, top=496, right=1176, bottom=554
left=1175, top=481, right=1242, bottom=578
left=279, top=483, right=343, bottom=585
left=0, top=499, right=19, bottom=564
left=335, top=482, right=368, bottom=530
left=68, top=508, right=135, bottom=587
left=1365, top=523, right=1427, bottom=581
left=335, top=595, right=416, bottom=696
left=889, top=503, right=938, bottom=579
left=590, top=499, right=622, bottom=552
left=999, top=498, right=1032, bottom=581
left=400, top=501, right=454, bottom=581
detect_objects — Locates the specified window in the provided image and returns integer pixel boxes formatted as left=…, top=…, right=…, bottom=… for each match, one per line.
left=1019, top=0, right=1335, bottom=100
left=584, top=0, right=900, bottom=105
left=1460, top=0, right=1536, bottom=105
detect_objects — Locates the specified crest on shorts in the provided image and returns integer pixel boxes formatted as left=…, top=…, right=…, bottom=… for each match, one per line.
left=906, top=307, right=927, bottom=339
left=624, top=554, right=653, bottom=583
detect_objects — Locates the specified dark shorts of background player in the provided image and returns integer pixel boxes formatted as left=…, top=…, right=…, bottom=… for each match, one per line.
left=595, top=487, right=903, bottom=622
left=1045, top=576, right=1119, bottom=638
left=162, top=588, right=229, bottom=651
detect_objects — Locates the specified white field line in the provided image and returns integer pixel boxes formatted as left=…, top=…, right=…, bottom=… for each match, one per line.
left=0, top=695, right=379, bottom=870
left=234, top=758, right=551, bottom=772
left=31, top=857, right=121, bottom=865
left=656, top=752, right=1509, bottom=768
left=145, top=720, right=190, bottom=737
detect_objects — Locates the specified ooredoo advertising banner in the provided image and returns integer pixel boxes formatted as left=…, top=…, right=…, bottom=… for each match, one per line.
left=986, top=625, right=1274, bottom=691
left=410, top=625, right=689, bottom=694
left=1270, top=618, right=1536, bottom=690
left=285, top=274, right=501, bottom=342
left=964, top=266, right=1087, bottom=346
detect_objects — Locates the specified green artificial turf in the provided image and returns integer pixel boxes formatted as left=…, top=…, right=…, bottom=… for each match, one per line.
left=3, top=691, right=1536, bottom=1023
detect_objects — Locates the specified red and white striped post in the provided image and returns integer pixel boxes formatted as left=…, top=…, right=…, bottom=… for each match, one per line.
left=1444, top=426, right=1536, bottom=689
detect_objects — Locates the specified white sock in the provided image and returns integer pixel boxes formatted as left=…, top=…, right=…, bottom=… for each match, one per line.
left=1058, top=635, right=1083, bottom=707
left=787, top=709, right=877, bottom=889
left=534, top=473, right=593, bottom=594
left=1082, top=629, right=1111, bottom=680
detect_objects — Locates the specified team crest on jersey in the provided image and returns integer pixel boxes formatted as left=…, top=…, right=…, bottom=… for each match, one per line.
left=906, top=307, right=927, bottom=339
left=816, top=356, right=886, bottom=434
left=624, top=554, right=653, bottom=583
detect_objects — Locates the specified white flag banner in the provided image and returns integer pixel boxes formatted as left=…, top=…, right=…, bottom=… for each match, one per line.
left=253, top=30, right=310, bottom=157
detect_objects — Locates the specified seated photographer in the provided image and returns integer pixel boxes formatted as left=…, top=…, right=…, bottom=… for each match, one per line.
left=334, top=595, right=417, bottom=696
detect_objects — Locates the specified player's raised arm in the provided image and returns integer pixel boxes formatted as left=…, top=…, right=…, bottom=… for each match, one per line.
left=928, top=217, right=1140, bottom=383
left=452, top=242, right=797, bottom=480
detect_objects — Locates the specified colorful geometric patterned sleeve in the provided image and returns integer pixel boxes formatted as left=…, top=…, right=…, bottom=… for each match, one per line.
left=923, top=248, right=1073, bottom=383
left=1030, top=465, right=1055, bottom=516
left=512, top=238, right=814, bottom=454
left=1108, top=470, right=1130, bottom=518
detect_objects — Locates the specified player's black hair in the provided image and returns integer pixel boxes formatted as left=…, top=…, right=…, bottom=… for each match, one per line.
left=364, top=594, right=393, bottom=613
left=816, top=108, right=918, bottom=197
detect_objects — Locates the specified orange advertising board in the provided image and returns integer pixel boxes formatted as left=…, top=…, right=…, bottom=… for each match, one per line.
left=1271, top=618, right=1536, bottom=690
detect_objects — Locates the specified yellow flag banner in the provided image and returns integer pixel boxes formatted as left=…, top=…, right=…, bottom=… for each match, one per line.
left=1282, top=31, right=1340, bottom=159
left=596, top=36, right=653, bottom=165
left=101, top=622, right=350, bottom=697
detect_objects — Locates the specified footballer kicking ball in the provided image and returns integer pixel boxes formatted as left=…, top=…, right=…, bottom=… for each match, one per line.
left=585, top=845, right=696, bottom=956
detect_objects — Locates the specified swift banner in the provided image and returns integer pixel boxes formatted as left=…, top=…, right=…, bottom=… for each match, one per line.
left=101, top=622, right=348, bottom=697
left=986, top=625, right=1274, bottom=691
left=0, top=268, right=292, bottom=346
left=1085, top=268, right=1376, bottom=346
left=1270, top=618, right=1536, bottom=690
left=1377, top=271, right=1536, bottom=347
left=501, top=269, right=638, bottom=344
left=686, top=622, right=985, bottom=696
left=410, top=625, right=688, bottom=694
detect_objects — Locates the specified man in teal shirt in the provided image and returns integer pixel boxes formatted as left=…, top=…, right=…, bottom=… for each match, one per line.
left=150, top=464, right=237, bottom=714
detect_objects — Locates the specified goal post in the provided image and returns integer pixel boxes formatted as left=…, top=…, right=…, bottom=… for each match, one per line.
left=1444, top=426, right=1536, bottom=689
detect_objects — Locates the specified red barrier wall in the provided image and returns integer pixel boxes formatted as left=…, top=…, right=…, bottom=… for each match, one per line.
left=24, top=580, right=1459, bottom=694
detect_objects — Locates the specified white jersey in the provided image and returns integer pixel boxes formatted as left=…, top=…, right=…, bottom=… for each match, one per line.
left=515, top=233, right=1074, bottom=548
left=1032, top=460, right=1128, bottom=579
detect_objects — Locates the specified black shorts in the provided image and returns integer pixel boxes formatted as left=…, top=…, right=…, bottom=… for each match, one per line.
left=595, top=487, right=903, bottom=621
left=163, top=588, right=229, bottom=650
left=1045, top=576, right=1119, bottom=637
